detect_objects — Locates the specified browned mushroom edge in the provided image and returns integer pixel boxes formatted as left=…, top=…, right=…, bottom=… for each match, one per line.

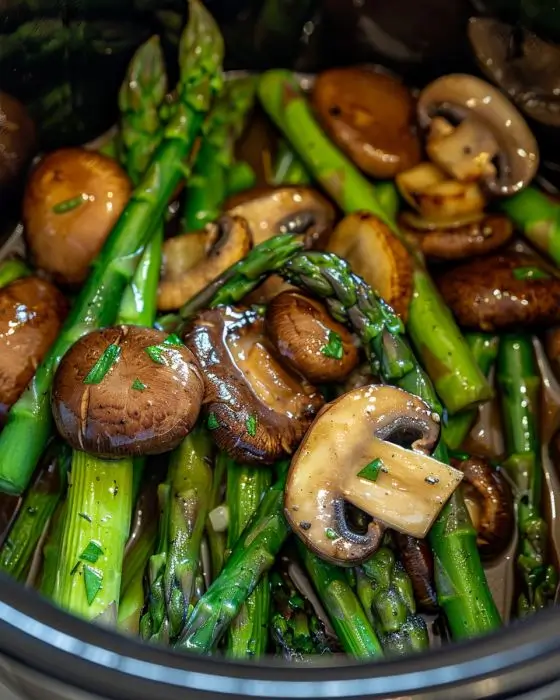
left=545, top=327, right=560, bottom=382
left=0, top=276, right=68, bottom=424
left=52, top=326, right=204, bottom=458
left=436, top=251, right=560, bottom=331
left=0, top=91, right=36, bottom=192
left=184, top=305, right=324, bottom=466
left=225, top=186, right=335, bottom=249
left=284, top=384, right=463, bottom=565
left=157, top=215, right=252, bottom=311
left=394, top=533, right=439, bottom=612
left=399, top=213, right=513, bottom=261
left=311, top=67, right=421, bottom=179
left=417, top=73, right=539, bottom=196
left=23, top=148, right=132, bottom=286
left=450, top=455, right=514, bottom=560
left=266, top=290, right=359, bottom=383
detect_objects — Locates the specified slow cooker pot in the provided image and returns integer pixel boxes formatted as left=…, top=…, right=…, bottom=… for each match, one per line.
left=1, top=1, right=560, bottom=698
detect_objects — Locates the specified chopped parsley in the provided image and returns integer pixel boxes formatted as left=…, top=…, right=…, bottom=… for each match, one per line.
left=512, top=266, right=551, bottom=281
left=52, top=194, right=87, bottom=214
left=207, top=412, right=219, bottom=430
left=83, top=565, right=103, bottom=605
left=245, top=414, right=258, bottom=437
left=320, top=330, right=344, bottom=360
left=357, top=458, right=384, bottom=483
left=325, top=527, right=339, bottom=540
left=144, top=333, right=184, bottom=365
left=83, top=343, right=121, bottom=384
left=79, top=541, right=104, bottom=564
left=131, top=378, right=147, bottom=391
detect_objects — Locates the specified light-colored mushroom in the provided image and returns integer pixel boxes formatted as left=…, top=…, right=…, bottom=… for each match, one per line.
left=285, top=385, right=463, bottom=565
left=417, top=73, right=539, bottom=196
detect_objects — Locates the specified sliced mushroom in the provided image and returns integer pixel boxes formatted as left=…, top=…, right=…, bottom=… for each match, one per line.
left=0, top=91, right=36, bottom=194
left=23, top=148, right=132, bottom=285
left=311, top=68, right=421, bottom=178
left=52, top=326, right=204, bottom=457
left=184, top=306, right=324, bottom=465
left=450, top=455, right=514, bottom=560
left=437, top=252, right=560, bottom=331
left=327, top=213, right=414, bottom=320
left=285, top=385, right=463, bottom=565
left=225, top=186, right=335, bottom=248
left=545, top=328, right=560, bottom=382
left=394, top=533, right=438, bottom=612
left=417, top=74, right=539, bottom=196
left=157, top=216, right=252, bottom=311
left=0, top=277, right=67, bottom=425
left=400, top=213, right=513, bottom=261
left=468, top=17, right=560, bottom=129
left=396, top=162, right=487, bottom=223
left=266, top=291, right=359, bottom=383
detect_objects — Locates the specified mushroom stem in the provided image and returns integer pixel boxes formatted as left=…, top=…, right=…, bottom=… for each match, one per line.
left=52, top=451, right=133, bottom=623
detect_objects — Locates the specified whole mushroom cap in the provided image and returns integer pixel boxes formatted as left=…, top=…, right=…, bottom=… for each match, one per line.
left=52, top=326, right=204, bottom=458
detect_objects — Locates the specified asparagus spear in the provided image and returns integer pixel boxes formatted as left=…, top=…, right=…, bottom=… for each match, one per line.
left=0, top=440, right=70, bottom=581
left=299, top=544, right=383, bottom=659
left=39, top=501, right=67, bottom=599
left=225, top=458, right=272, bottom=658
left=0, top=0, right=224, bottom=496
left=176, top=470, right=290, bottom=654
left=356, top=547, right=429, bottom=656
left=500, top=187, right=560, bottom=266
left=496, top=334, right=558, bottom=614
left=0, top=260, right=31, bottom=289
left=258, top=69, right=492, bottom=416
left=443, top=333, right=500, bottom=450
left=226, top=161, right=257, bottom=196
left=206, top=453, right=227, bottom=578
left=182, top=76, right=257, bottom=232
left=271, top=139, right=310, bottom=186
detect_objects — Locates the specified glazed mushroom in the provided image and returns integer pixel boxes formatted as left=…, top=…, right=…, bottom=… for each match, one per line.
left=285, top=385, right=463, bottom=565
left=545, top=328, right=560, bottom=381
left=157, top=216, right=252, bottom=311
left=225, top=186, right=335, bottom=248
left=0, top=277, right=67, bottom=424
left=311, top=67, right=421, bottom=178
left=394, top=533, right=438, bottom=612
left=23, top=148, right=132, bottom=285
left=437, top=252, right=560, bottom=331
left=52, top=326, right=204, bottom=457
left=184, top=306, right=324, bottom=465
left=326, top=212, right=413, bottom=320
left=417, top=74, right=539, bottom=196
left=266, top=290, right=359, bottom=383
left=399, top=213, right=513, bottom=261
left=0, top=91, right=36, bottom=194
left=450, top=455, right=514, bottom=560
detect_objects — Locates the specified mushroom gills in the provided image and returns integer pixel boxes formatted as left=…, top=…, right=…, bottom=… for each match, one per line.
left=285, top=385, right=463, bottom=565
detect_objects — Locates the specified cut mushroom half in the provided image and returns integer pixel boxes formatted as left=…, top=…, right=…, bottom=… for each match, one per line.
left=157, top=215, right=252, bottom=311
left=285, top=385, right=463, bottom=565
left=417, top=74, right=539, bottom=196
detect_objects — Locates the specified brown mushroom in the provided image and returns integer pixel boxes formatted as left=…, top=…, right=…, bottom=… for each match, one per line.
left=266, top=291, right=359, bottom=383
left=417, top=74, right=539, bottom=196
left=0, top=91, right=36, bottom=193
left=311, top=68, right=421, bottom=178
left=545, top=327, right=560, bottom=381
left=52, top=326, right=204, bottom=458
left=23, top=148, right=132, bottom=285
left=225, top=186, right=335, bottom=248
left=184, top=306, right=324, bottom=466
left=285, top=385, right=463, bottom=565
left=0, top=277, right=67, bottom=424
left=450, top=455, right=514, bottom=560
left=399, top=213, right=513, bottom=261
left=327, top=212, right=413, bottom=320
left=394, top=533, right=438, bottom=612
left=157, top=216, right=252, bottom=311
left=437, top=252, right=560, bottom=331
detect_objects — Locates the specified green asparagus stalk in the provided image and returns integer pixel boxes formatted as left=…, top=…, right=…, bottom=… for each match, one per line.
left=0, top=0, right=224, bottom=496
left=356, top=547, right=429, bottom=656
left=496, top=334, right=558, bottom=613
left=39, top=501, right=67, bottom=599
left=182, top=76, right=257, bottom=231
left=258, top=69, right=491, bottom=415
left=176, top=470, right=290, bottom=654
left=500, top=187, right=560, bottom=266
left=226, top=161, right=257, bottom=196
left=443, top=333, right=500, bottom=450
left=299, top=544, right=383, bottom=659
left=0, top=440, right=70, bottom=581
left=225, top=458, right=272, bottom=658
left=0, top=260, right=31, bottom=289
left=271, top=139, right=310, bottom=186
left=375, top=181, right=401, bottom=222
left=206, top=453, right=227, bottom=578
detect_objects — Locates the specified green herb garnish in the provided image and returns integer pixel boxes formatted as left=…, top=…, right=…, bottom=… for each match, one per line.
left=132, top=378, right=147, bottom=391
left=164, top=333, right=183, bottom=346
left=246, top=414, right=258, bottom=437
left=320, top=330, right=344, bottom=360
left=144, top=334, right=183, bottom=365
left=52, top=194, right=87, bottom=214
left=78, top=512, right=92, bottom=523
left=512, top=266, right=551, bottom=281
left=83, top=343, right=121, bottom=384
left=207, top=412, right=219, bottom=430
left=83, top=565, right=103, bottom=605
left=79, top=541, right=104, bottom=564
left=325, top=527, right=339, bottom=540
left=357, top=458, right=384, bottom=483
